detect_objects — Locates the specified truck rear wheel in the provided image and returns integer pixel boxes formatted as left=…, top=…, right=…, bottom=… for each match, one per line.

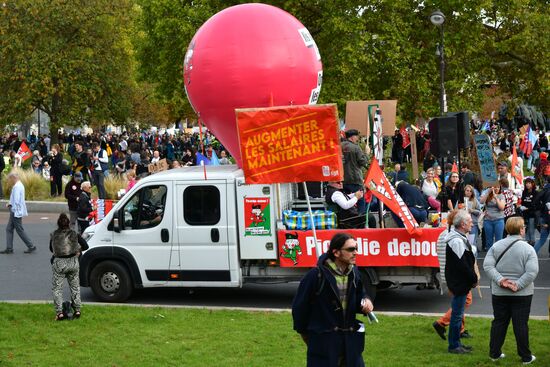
left=90, top=260, right=133, bottom=302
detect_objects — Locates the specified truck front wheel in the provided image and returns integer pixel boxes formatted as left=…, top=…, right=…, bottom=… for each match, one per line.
left=90, top=260, right=133, bottom=302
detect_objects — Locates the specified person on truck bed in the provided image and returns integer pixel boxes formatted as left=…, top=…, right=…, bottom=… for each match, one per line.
left=325, top=181, right=376, bottom=229
left=342, top=129, right=369, bottom=215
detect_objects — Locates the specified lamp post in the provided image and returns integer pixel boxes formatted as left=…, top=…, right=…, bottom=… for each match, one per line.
left=430, top=10, right=446, bottom=116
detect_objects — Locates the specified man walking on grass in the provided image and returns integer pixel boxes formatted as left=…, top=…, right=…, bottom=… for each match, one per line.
left=1, top=172, right=36, bottom=254
left=292, top=233, right=374, bottom=366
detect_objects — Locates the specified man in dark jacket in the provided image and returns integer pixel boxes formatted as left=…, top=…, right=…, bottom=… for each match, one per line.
left=77, top=181, right=93, bottom=234
left=292, top=233, right=374, bottom=366
left=342, top=130, right=369, bottom=215
left=392, top=181, right=430, bottom=226
left=64, top=172, right=83, bottom=230
left=444, top=210, right=478, bottom=354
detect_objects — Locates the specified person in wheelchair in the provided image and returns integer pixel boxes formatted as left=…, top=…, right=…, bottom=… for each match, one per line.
left=325, top=181, right=376, bottom=229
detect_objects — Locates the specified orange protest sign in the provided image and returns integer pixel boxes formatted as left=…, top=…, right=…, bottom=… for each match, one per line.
left=236, top=104, right=343, bottom=184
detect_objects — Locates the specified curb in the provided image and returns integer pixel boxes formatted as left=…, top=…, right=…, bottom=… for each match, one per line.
left=0, top=200, right=68, bottom=213
left=1, top=300, right=547, bottom=320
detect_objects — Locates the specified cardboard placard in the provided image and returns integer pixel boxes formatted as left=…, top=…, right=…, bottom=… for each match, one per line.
left=473, top=134, right=498, bottom=187
left=148, top=158, right=169, bottom=173
left=345, top=100, right=397, bottom=136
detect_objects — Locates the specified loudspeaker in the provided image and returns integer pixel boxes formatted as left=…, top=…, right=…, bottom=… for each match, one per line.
left=429, top=116, right=458, bottom=158
left=448, top=111, right=470, bottom=149
left=297, top=181, right=324, bottom=200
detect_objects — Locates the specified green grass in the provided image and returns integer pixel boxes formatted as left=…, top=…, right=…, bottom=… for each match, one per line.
left=0, top=303, right=548, bottom=366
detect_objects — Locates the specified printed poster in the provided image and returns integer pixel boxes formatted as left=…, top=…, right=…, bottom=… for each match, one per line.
left=236, top=104, right=343, bottom=184
left=244, top=197, right=271, bottom=236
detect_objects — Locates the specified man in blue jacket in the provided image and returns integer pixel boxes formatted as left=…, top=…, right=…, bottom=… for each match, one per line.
left=292, top=233, right=374, bottom=366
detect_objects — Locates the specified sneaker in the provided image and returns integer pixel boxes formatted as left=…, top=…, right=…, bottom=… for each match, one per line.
left=491, top=353, right=506, bottom=362
left=432, top=322, right=446, bottom=340
left=460, top=330, right=472, bottom=338
left=449, top=346, right=471, bottom=354
left=0, top=249, right=14, bottom=254
left=24, top=246, right=37, bottom=254
left=523, top=355, right=536, bottom=365
left=460, top=344, right=473, bottom=351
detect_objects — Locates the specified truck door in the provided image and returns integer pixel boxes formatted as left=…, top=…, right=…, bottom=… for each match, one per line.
left=113, top=183, right=177, bottom=285
left=175, top=181, right=231, bottom=284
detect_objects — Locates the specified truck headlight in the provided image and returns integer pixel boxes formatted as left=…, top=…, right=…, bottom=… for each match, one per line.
left=82, top=231, right=94, bottom=242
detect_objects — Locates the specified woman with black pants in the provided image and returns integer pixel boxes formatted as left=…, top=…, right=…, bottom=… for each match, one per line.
left=484, top=217, right=539, bottom=364
left=47, top=144, right=63, bottom=196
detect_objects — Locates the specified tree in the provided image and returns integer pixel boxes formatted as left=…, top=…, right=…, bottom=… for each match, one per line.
left=135, top=0, right=549, bottom=126
left=0, top=0, right=136, bottom=141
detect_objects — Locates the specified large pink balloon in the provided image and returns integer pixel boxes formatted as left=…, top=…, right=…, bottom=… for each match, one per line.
left=184, top=3, right=323, bottom=166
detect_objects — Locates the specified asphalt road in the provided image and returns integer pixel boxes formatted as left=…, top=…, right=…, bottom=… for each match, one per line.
left=1, top=212, right=549, bottom=317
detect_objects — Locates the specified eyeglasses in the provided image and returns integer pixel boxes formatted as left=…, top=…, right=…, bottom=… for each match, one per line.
left=451, top=175, right=459, bottom=178
left=341, top=247, right=358, bottom=253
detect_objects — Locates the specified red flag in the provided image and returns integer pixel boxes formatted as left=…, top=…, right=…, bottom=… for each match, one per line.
left=511, top=145, right=523, bottom=183
left=364, top=160, right=421, bottom=234
left=451, top=162, right=458, bottom=173
left=400, top=127, right=410, bottom=148
left=16, top=141, right=31, bottom=162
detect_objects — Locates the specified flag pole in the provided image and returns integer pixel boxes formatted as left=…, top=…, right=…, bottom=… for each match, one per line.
left=198, top=117, right=207, bottom=180
left=303, top=182, right=320, bottom=258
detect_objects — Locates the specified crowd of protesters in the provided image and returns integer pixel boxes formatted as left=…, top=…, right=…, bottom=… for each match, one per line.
left=0, top=129, right=233, bottom=198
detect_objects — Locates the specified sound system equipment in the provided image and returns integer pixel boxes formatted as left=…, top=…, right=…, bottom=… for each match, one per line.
left=297, top=181, right=324, bottom=200
left=448, top=111, right=470, bottom=149
left=429, top=116, right=458, bottom=158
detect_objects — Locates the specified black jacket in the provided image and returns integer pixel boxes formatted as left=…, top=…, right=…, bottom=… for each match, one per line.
left=64, top=179, right=82, bottom=211
left=444, top=229, right=477, bottom=296
left=521, top=188, right=538, bottom=219
left=77, top=191, right=92, bottom=220
left=292, top=253, right=367, bottom=367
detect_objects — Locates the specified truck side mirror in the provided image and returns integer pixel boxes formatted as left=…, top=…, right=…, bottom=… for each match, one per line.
left=112, top=210, right=121, bottom=233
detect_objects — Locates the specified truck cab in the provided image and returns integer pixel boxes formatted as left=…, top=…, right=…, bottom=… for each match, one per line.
left=80, top=165, right=306, bottom=302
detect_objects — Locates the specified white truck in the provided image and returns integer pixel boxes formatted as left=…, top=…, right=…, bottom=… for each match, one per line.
left=80, top=165, right=443, bottom=302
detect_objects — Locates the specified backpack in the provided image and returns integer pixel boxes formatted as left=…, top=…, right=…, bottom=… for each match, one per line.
left=51, top=229, right=79, bottom=257
left=60, top=162, right=71, bottom=176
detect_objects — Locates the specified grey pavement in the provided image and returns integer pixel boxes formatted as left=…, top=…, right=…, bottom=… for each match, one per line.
left=0, top=212, right=549, bottom=317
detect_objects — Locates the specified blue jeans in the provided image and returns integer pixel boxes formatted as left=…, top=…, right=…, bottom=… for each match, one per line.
left=343, top=183, right=366, bottom=214
left=534, top=224, right=549, bottom=254
left=449, top=293, right=468, bottom=350
left=483, top=218, right=504, bottom=250
left=524, top=217, right=536, bottom=244
left=471, top=224, right=479, bottom=250
left=527, top=150, right=539, bottom=170
left=391, top=207, right=428, bottom=227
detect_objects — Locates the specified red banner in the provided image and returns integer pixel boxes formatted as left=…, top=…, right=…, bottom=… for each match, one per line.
left=236, top=104, right=343, bottom=184
left=364, top=160, right=420, bottom=234
left=278, top=228, right=444, bottom=267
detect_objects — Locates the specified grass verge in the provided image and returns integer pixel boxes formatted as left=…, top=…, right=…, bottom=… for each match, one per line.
left=0, top=303, right=548, bottom=366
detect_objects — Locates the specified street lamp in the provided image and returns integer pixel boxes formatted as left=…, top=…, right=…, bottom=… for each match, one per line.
left=430, top=10, right=446, bottom=116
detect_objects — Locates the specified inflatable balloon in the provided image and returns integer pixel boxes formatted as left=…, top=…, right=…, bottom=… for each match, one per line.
left=184, top=3, right=323, bottom=166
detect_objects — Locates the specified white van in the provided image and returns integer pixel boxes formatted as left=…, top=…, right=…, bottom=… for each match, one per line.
left=80, top=165, right=441, bottom=302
